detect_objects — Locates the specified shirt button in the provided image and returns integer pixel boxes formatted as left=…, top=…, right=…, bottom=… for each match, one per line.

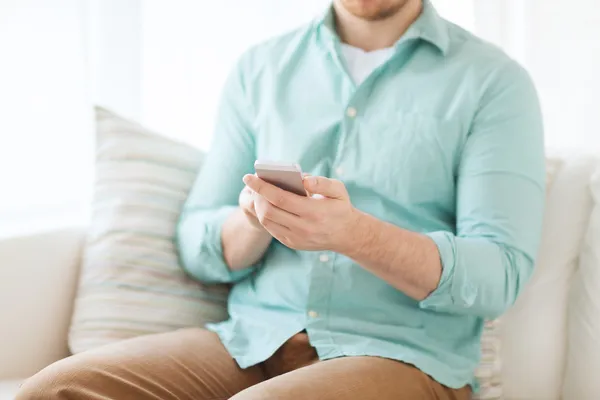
left=319, top=254, right=330, bottom=263
left=346, top=107, right=357, bottom=118
left=335, top=166, right=344, bottom=176
left=308, top=310, right=319, bottom=318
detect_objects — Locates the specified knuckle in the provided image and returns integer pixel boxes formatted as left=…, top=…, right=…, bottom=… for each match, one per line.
left=274, top=194, right=286, bottom=207
left=254, top=196, right=265, bottom=209
left=257, top=211, right=268, bottom=224
left=262, top=204, right=273, bottom=219
left=241, top=195, right=253, bottom=208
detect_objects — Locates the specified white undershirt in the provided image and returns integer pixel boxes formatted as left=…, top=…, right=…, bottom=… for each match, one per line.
left=340, top=44, right=395, bottom=85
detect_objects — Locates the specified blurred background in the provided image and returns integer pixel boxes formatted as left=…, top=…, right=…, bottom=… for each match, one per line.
left=1, top=0, right=599, bottom=236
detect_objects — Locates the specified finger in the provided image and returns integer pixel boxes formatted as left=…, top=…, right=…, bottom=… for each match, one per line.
left=254, top=195, right=302, bottom=229
left=244, top=202, right=257, bottom=217
left=243, top=174, right=306, bottom=215
left=303, top=176, right=348, bottom=199
left=240, top=185, right=254, bottom=200
left=263, top=221, right=304, bottom=251
left=259, top=214, right=291, bottom=243
left=239, top=189, right=256, bottom=214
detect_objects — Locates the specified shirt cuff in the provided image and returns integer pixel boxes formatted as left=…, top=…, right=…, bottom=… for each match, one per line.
left=421, top=231, right=518, bottom=317
left=177, top=206, right=256, bottom=284
left=419, top=231, right=479, bottom=312
left=419, top=231, right=458, bottom=310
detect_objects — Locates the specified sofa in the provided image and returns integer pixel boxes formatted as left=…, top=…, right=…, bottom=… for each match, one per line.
left=1, top=151, right=599, bottom=400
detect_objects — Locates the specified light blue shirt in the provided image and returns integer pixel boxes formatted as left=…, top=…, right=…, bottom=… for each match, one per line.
left=176, top=1, right=545, bottom=390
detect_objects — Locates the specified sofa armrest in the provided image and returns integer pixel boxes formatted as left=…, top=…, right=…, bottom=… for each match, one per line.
left=0, top=227, right=86, bottom=379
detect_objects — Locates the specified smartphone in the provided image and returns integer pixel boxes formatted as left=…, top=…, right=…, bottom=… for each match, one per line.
left=254, top=161, right=307, bottom=196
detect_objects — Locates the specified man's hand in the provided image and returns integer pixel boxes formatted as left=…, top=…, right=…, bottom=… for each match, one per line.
left=238, top=185, right=266, bottom=231
left=243, top=173, right=442, bottom=301
left=242, top=174, right=362, bottom=252
left=221, top=185, right=273, bottom=271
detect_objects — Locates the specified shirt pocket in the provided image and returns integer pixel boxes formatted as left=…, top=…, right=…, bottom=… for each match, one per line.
left=358, top=112, right=457, bottom=206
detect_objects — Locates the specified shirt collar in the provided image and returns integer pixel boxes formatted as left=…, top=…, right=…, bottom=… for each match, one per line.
left=315, top=0, right=449, bottom=56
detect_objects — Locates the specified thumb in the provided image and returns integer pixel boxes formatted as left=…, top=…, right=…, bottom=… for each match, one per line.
left=303, top=176, right=347, bottom=199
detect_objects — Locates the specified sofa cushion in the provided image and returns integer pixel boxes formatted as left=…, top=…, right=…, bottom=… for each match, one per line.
left=68, top=107, right=229, bottom=353
left=563, top=162, right=600, bottom=399
left=0, top=380, right=23, bottom=400
left=500, top=153, right=596, bottom=400
left=0, top=228, right=83, bottom=379
left=474, top=156, right=563, bottom=400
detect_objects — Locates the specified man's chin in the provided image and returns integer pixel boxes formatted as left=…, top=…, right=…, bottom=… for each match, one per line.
left=344, top=3, right=407, bottom=22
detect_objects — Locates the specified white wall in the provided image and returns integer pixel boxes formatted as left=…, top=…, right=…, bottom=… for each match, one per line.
left=476, top=0, right=600, bottom=151
left=0, top=0, right=92, bottom=227
left=87, top=0, right=142, bottom=122
left=88, top=0, right=600, bottom=151
left=433, top=0, right=475, bottom=32
left=91, top=0, right=481, bottom=150
left=140, top=0, right=328, bottom=149
left=524, top=0, right=600, bottom=150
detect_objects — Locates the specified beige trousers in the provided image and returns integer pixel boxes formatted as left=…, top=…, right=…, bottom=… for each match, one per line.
left=16, top=329, right=471, bottom=400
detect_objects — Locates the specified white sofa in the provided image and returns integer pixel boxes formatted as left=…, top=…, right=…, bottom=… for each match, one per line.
left=1, top=152, right=599, bottom=400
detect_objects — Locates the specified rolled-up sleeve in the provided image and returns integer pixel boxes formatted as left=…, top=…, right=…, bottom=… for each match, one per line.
left=176, top=55, right=258, bottom=284
left=420, top=61, right=546, bottom=319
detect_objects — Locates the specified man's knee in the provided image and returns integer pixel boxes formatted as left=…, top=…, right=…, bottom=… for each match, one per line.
left=15, top=357, right=96, bottom=400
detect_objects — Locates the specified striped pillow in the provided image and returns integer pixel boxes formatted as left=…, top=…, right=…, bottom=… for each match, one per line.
left=68, top=107, right=229, bottom=353
left=475, top=320, right=503, bottom=399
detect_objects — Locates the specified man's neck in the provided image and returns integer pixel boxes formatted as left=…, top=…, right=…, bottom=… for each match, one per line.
left=333, top=0, right=422, bottom=52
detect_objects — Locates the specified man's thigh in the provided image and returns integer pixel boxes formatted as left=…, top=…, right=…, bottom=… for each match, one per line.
left=16, top=328, right=264, bottom=400
left=232, top=356, right=471, bottom=400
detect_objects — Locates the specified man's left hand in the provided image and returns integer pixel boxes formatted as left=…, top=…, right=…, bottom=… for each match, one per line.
left=242, top=174, right=362, bottom=252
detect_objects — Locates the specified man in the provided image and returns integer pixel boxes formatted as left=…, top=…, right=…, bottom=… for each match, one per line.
left=17, top=0, right=544, bottom=399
